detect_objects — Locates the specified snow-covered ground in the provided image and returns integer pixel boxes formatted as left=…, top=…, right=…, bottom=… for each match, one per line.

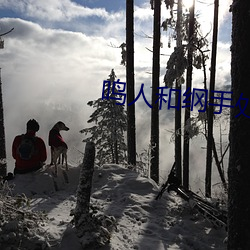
left=1, top=164, right=227, bottom=250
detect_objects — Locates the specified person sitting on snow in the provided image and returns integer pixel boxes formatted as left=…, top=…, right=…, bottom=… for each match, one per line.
left=12, top=119, right=47, bottom=174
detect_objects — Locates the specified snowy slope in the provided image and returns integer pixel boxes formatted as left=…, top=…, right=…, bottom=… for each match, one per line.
left=2, top=164, right=227, bottom=250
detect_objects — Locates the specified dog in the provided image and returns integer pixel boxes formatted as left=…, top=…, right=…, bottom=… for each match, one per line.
left=52, top=146, right=68, bottom=175
left=48, top=121, right=69, bottom=176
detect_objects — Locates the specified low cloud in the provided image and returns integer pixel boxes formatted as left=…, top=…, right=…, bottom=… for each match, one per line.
left=0, top=0, right=232, bottom=194
left=0, top=0, right=109, bottom=21
left=0, top=17, right=125, bottom=170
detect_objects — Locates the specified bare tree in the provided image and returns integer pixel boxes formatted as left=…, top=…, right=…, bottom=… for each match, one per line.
left=150, top=0, right=161, bottom=184
left=175, top=0, right=183, bottom=183
left=183, top=0, right=195, bottom=190
left=0, top=28, right=14, bottom=177
left=74, top=142, right=116, bottom=248
left=205, top=0, right=219, bottom=197
left=228, top=0, right=250, bottom=248
left=74, top=142, right=96, bottom=225
left=126, top=0, right=136, bottom=166
left=0, top=69, right=6, bottom=177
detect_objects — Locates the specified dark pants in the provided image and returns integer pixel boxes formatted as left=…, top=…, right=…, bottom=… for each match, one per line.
left=14, top=165, right=43, bottom=175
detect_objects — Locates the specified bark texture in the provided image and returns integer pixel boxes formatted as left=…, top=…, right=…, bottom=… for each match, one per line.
left=0, top=73, right=7, bottom=177
left=205, top=0, right=219, bottom=197
left=183, top=0, right=195, bottom=189
left=228, top=1, right=250, bottom=249
left=74, top=142, right=96, bottom=226
left=126, top=0, right=136, bottom=166
left=150, top=0, right=161, bottom=184
left=175, top=0, right=183, bottom=183
left=74, top=142, right=116, bottom=249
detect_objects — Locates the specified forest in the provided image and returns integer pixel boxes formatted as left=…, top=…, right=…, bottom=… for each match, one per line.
left=0, top=0, right=250, bottom=249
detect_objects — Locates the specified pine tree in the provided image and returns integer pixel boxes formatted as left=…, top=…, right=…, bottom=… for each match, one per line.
left=163, top=1, right=210, bottom=187
left=80, top=69, right=127, bottom=166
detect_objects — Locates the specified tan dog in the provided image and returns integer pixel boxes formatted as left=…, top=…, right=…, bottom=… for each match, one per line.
left=48, top=121, right=69, bottom=176
left=52, top=146, right=68, bottom=176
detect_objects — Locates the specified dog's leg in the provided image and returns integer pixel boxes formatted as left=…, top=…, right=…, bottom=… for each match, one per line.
left=57, top=154, right=61, bottom=164
left=52, top=149, right=60, bottom=177
left=61, top=150, right=69, bottom=183
left=65, top=152, right=68, bottom=171
left=61, top=152, right=65, bottom=166
left=54, top=163, right=58, bottom=177
left=61, top=149, right=68, bottom=171
left=50, top=147, right=54, bottom=165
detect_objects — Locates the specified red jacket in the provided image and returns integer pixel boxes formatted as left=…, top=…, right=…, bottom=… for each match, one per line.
left=12, top=131, right=47, bottom=171
left=48, top=128, right=68, bottom=149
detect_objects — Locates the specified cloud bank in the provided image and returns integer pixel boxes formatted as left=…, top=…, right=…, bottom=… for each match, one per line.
left=0, top=1, right=231, bottom=192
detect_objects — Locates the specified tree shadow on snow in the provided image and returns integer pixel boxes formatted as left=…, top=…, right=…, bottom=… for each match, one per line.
left=91, top=164, right=227, bottom=250
left=135, top=189, right=227, bottom=250
left=91, top=164, right=173, bottom=250
left=8, top=165, right=81, bottom=215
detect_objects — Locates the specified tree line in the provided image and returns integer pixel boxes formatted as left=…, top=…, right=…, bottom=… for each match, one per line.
left=1, top=0, right=249, bottom=248
left=80, top=0, right=250, bottom=248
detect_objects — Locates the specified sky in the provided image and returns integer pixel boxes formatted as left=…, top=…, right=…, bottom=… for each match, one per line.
left=0, top=0, right=232, bottom=191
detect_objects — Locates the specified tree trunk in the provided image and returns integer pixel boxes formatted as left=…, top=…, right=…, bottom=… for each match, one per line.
left=150, top=0, right=161, bottom=184
left=74, top=142, right=116, bottom=248
left=211, top=137, right=227, bottom=191
left=114, top=139, right=118, bottom=164
left=205, top=0, right=219, bottom=198
left=74, top=142, right=95, bottom=227
left=183, top=0, right=195, bottom=189
left=175, top=0, right=183, bottom=183
left=228, top=0, right=250, bottom=248
left=0, top=70, right=7, bottom=177
left=126, top=0, right=136, bottom=166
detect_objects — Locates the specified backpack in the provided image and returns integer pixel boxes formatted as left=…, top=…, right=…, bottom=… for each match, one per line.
left=17, top=135, right=37, bottom=160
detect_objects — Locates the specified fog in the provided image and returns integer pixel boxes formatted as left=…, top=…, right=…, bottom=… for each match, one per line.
left=0, top=0, right=231, bottom=193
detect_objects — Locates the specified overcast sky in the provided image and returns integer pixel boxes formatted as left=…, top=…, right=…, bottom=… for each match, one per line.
left=0, top=0, right=232, bottom=188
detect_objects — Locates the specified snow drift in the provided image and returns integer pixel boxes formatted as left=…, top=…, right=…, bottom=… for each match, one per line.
left=0, top=164, right=227, bottom=250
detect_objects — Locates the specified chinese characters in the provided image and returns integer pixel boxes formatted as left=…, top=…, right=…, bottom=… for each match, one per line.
left=102, top=80, right=247, bottom=117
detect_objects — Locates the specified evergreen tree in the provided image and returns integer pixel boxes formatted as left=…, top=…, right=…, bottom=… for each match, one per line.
left=80, top=69, right=127, bottom=166
left=163, top=1, right=209, bottom=187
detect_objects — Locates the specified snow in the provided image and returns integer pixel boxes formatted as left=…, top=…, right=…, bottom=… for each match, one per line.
left=2, top=164, right=227, bottom=250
